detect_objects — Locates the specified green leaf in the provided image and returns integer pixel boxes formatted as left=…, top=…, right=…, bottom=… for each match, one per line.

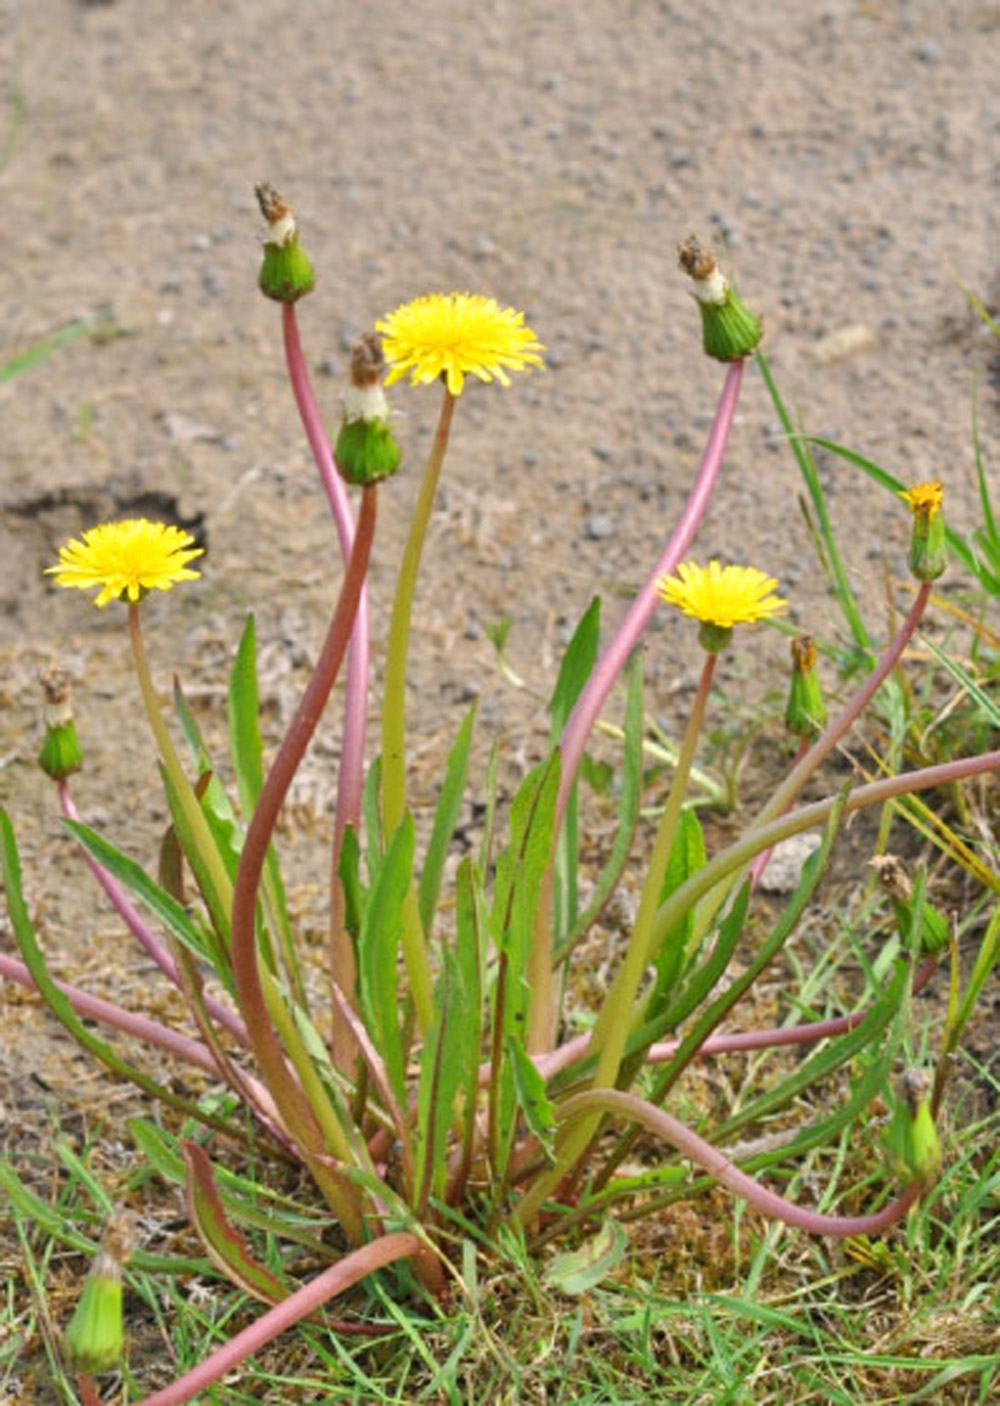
left=489, top=754, right=561, bottom=1170
left=656, top=879, right=751, bottom=1031
left=453, top=858, right=486, bottom=1167
left=415, top=949, right=470, bottom=1205
left=508, top=1037, right=557, bottom=1159
left=225, top=617, right=298, bottom=967
left=556, top=652, right=644, bottom=962
left=158, top=763, right=232, bottom=962
left=651, top=808, right=708, bottom=1001
left=181, top=1140, right=289, bottom=1306
left=543, top=1220, right=629, bottom=1295
left=921, top=636, right=1000, bottom=729
left=338, top=824, right=366, bottom=937
left=953, top=900, right=999, bottom=1047
left=62, top=818, right=221, bottom=973
left=549, top=602, right=600, bottom=943
left=418, top=703, right=476, bottom=934
left=639, top=798, right=845, bottom=1098
left=549, top=598, right=601, bottom=739
left=228, top=615, right=265, bottom=814
left=358, top=814, right=415, bottom=1103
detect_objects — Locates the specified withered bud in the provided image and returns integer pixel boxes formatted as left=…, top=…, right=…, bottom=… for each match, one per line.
left=350, top=333, right=387, bottom=389
left=898, top=1066, right=932, bottom=1118
left=254, top=181, right=292, bottom=227
left=40, top=664, right=73, bottom=714
left=869, top=854, right=912, bottom=903
left=790, top=635, right=817, bottom=674
left=678, top=235, right=717, bottom=282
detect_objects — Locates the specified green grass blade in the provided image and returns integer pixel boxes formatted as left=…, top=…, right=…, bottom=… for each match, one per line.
left=714, top=959, right=908, bottom=1142
left=0, top=319, right=89, bottom=383
left=756, top=353, right=873, bottom=658
left=806, top=436, right=979, bottom=579
left=920, top=635, right=1000, bottom=726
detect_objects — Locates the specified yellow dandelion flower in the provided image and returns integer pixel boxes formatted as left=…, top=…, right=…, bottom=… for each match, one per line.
left=46, top=519, right=203, bottom=608
left=377, top=292, right=544, bottom=396
left=657, top=560, right=787, bottom=630
left=899, top=480, right=943, bottom=522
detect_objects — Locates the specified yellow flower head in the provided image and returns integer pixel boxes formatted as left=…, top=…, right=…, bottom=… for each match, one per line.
left=377, top=292, right=544, bottom=396
left=899, top=480, right=944, bottom=523
left=657, top=560, right=787, bottom=630
left=46, top=519, right=203, bottom=608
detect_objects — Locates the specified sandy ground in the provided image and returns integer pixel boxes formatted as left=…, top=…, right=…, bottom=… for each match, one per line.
left=0, top=0, right=997, bottom=1393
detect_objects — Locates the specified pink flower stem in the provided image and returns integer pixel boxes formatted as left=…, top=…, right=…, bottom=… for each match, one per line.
left=281, top=304, right=369, bottom=1003
left=58, top=781, right=249, bottom=1049
left=132, top=1231, right=422, bottom=1406
left=0, top=952, right=285, bottom=1137
left=531, top=954, right=938, bottom=1083
left=556, top=359, right=744, bottom=824
left=560, top=1088, right=920, bottom=1236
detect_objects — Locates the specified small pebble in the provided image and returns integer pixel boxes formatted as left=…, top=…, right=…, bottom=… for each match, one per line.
left=758, top=834, right=822, bottom=895
left=583, top=513, right=614, bottom=541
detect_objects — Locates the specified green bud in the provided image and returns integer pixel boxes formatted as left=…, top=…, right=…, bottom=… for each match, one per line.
left=900, top=481, right=947, bottom=582
left=908, top=505, right=947, bottom=582
left=888, top=1068, right=942, bottom=1189
left=64, top=1216, right=134, bottom=1374
left=697, top=621, right=733, bottom=655
left=678, top=236, right=762, bottom=361
left=334, top=335, right=402, bottom=486
left=784, top=635, right=827, bottom=737
left=870, top=855, right=950, bottom=954
left=255, top=182, right=316, bottom=303
left=38, top=667, right=83, bottom=781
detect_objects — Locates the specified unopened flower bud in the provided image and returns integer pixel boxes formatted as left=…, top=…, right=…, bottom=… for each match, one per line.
left=900, top=481, right=946, bottom=582
left=334, top=334, right=402, bottom=486
left=255, top=182, right=315, bottom=303
left=678, top=237, right=762, bottom=361
left=37, top=666, right=83, bottom=781
left=869, top=855, right=949, bottom=954
left=784, top=635, right=827, bottom=737
left=64, top=1214, right=135, bottom=1374
left=897, top=1067, right=942, bottom=1189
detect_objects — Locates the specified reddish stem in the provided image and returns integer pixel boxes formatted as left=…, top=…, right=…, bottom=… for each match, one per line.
left=132, top=1232, right=421, bottom=1406
left=229, top=487, right=376, bottom=1172
left=531, top=957, right=939, bottom=1084
left=560, top=1088, right=920, bottom=1236
left=282, top=303, right=370, bottom=855
left=282, top=304, right=368, bottom=1043
left=556, top=359, right=743, bottom=822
